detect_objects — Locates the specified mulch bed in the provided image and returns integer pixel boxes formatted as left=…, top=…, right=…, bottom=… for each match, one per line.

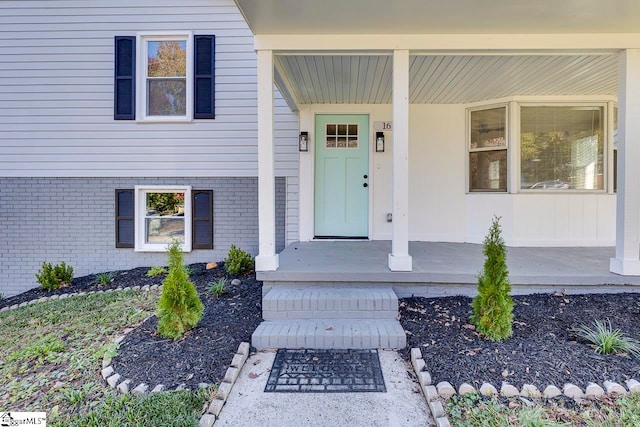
left=6, top=264, right=640, bottom=394
left=1, top=262, right=262, bottom=391
left=399, top=293, right=640, bottom=391
left=110, top=263, right=262, bottom=389
left=0, top=267, right=164, bottom=309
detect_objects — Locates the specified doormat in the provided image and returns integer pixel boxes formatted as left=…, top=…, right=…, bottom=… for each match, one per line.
left=264, top=349, right=386, bottom=393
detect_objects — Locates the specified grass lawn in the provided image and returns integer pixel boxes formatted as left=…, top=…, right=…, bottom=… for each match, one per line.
left=447, top=391, right=640, bottom=426
left=0, top=290, right=208, bottom=426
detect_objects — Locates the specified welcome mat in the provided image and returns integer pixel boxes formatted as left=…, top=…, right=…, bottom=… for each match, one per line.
left=265, top=349, right=386, bottom=393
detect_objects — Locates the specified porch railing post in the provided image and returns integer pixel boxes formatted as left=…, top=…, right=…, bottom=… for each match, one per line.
left=610, top=49, right=640, bottom=275
left=388, top=49, right=413, bottom=271
left=255, top=49, right=279, bottom=271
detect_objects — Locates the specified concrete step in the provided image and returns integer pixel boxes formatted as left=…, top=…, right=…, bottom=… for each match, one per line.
left=262, top=286, right=398, bottom=320
left=251, top=319, right=406, bottom=350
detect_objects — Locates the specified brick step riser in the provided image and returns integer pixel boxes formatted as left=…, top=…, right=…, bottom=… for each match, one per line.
left=251, top=319, right=407, bottom=350
left=263, top=310, right=398, bottom=320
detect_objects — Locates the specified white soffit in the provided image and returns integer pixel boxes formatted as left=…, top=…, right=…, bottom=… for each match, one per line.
left=275, top=54, right=618, bottom=105
left=234, top=0, right=640, bottom=35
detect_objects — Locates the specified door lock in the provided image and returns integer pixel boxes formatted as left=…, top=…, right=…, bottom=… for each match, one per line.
left=363, top=183, right=368, bottom=188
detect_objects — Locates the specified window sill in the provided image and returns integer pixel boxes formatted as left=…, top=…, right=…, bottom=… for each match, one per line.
left=135, top=117, right=193, bottom=124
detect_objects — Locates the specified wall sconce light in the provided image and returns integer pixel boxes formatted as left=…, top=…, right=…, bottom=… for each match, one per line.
left=375, top=131, right=385, bottom=152
left=299, top=132, right=309, bottom=152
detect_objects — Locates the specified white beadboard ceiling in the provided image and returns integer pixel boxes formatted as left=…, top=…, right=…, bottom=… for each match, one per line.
left=274, top=54, right=618, bottom=106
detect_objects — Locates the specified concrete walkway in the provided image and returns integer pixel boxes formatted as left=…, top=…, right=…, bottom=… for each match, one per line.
left=215, top=350, right=434, bottom=427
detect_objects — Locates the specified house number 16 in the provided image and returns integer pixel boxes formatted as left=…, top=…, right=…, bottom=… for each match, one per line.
left=374, top=121, right=392, bottom=131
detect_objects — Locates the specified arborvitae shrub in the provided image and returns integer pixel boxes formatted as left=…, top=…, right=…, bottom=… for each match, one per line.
left=156, top=241, right=204, bottom=340
left=36, top=261, right=74, bottom=291
left=224, top=244, right=254, bottom=276
left=471, top=216, right=514, bottom=341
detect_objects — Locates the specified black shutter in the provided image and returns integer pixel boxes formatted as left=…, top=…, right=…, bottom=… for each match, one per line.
left=194, top=35, right=215, bottom=119
left=192, top=190, right=213, bottom=249
left=114, top=36, right=136, bottom=120
left=115, top=189, right=134, bottom=248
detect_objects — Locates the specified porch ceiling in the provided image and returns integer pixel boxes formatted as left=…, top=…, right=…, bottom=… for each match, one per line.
left=274, top=54, right=618, bottom=106
left=234, top=0, right=640, bottom=35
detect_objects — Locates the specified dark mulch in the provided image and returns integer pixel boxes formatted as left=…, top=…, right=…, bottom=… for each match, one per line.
left=399, top=293, right=640, bottom=391
left=1, top=262, right=262, bottom=391
left=8, top=263, right=640, bottom=395
left=110, top=263, right=262, bottom=389
left=0, top=267, right=164, bottom=309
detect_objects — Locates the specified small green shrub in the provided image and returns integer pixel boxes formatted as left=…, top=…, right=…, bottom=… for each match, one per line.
left=573, top=319, right=640, bottom=356
left=94, top=272, right=115, bottom=286
left=156, top=241, right=204, bottom=340
left=471, top=216, right=514, bottom=342
left=224, top=244, right=254, bottom=276
left=35, top=261, right=74, bottom=291
left=207, top=278, right=228, bottom=298
left=146, top=266, right=168, bottom=277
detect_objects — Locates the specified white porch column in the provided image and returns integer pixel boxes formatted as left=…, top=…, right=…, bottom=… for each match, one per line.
left=388, top=49, right=412, bottom=271
left=610, top=49, right=640, bottom=275
left=255, top=49, right=279, bottom=271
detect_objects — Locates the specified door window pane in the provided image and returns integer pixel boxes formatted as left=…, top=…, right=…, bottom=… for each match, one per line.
left=325, top=123, right=358, bottom=149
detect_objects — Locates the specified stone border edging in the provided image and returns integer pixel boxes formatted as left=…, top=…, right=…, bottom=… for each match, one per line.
left=411, top=348, right=450, bottom=427
left=410, top=347, right=640, bottom=426
left=0, top=284, right=162, bottom=313
left=199, top=342, right=251, bottom=427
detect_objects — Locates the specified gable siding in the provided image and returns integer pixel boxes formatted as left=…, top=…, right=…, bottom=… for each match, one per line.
left=0, top=0, right=299, bottom=178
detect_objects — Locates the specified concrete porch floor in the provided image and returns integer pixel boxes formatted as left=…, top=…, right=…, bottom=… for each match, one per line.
left=257, top=241, right=640, bottom=297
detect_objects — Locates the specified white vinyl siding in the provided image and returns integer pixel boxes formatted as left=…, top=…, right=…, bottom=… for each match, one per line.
left=0, top=0, right=298, bottom=178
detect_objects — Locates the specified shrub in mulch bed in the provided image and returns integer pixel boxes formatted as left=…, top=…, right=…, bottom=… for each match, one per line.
left=2, top=262, right=262, bottom=390
left=110, top=263, right=262, bottom=389
left=0, top=267, right=164, bottom=309
left=399, top=292, right=640, bottom=391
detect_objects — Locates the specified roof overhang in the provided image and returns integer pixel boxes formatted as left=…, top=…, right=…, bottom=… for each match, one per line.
left=234, top=1, right=630, bottom=110
left=234, top=0, right=640, bottom=35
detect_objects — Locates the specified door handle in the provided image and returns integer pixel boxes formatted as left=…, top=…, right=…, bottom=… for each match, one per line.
left=363, top=183, right=368, bottom=188
left=363, top=174, right=368, bottom=179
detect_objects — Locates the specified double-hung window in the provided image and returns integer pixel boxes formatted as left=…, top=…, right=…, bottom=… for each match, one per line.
left=468, top=106, right=508, bottom=192
left=135, top=186, right=192, bottom=252
left=139, top=34, right=192, bottom=121
left=114, top=33, right=215, bottom=121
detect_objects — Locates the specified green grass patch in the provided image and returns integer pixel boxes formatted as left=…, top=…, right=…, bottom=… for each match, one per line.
left=0, top=290, right=162, bottom=423
left=447, top=392, right=640, bottom=426
left=61, top=389, right=208, bottom=427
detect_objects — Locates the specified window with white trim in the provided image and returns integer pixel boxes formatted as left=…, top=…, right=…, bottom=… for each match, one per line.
left=468, top=106, right=508, bottom=192
left=135, top=186, right=192, bottom=252
left=138, top=33, right=193, bottom=121
left=521, top=106, right=604, bottom=190
left=114, top=34, right=215, bottom=121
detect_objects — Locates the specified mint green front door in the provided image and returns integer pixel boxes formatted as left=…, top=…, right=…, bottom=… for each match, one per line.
left=314, top=114, right=369, bottom=238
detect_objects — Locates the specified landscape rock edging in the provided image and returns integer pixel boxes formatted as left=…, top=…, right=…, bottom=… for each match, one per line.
left=410, top=347, right=640, bottom=424
left=199, top=342, right=251, bottom=427
left=0, top=284, right=161, bottom=314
